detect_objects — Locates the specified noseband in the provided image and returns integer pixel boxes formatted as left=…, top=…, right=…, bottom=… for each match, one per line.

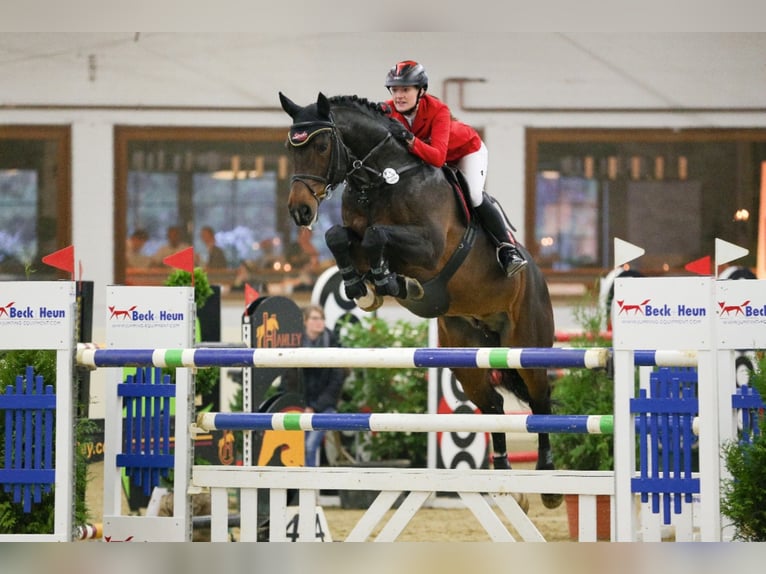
left=287, top=119, right=347, bottom=204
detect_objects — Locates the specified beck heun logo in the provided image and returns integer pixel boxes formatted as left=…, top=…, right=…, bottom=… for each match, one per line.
left=0, top=301, right=15, bottom=317
left=718, top=300, right=750, bottom=316
left=616, top=299, right=650, bottom=315
left=109, top=305, right=184, bottom=321
left=718, top=299, right=766, bottom=317
left=109, top=305, right=137, bottom=319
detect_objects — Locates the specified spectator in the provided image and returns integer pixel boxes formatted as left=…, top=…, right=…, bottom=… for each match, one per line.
left=200, top=225, right=228, bottom=269
left=152, top=225, right=192, bottom=266
left=299, top=304, right=345, bottom=467
left=126, top=229, right=151, bottom=268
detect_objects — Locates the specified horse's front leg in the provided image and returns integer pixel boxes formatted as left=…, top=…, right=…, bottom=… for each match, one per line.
left=361, top=226, right=425, bottom=300
left=361, top=226, right=401, bottom=298
left=325, top=225, right=382, bottom=311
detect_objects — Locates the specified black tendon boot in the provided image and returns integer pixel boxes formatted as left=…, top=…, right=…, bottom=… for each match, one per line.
left=473, top=194, right=528, bottom=278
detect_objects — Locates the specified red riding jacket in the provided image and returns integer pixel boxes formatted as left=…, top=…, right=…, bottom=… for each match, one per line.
left=385, top=93, right=482, bottom=167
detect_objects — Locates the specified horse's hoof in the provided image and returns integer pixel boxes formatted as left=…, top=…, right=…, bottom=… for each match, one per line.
left=356, top=281, right=384, bottom=311
left=513, top=492, right=530, bottom=514
left=404, top=277, right=424, bottom=300
left=541, top=493, right=564, bottom=509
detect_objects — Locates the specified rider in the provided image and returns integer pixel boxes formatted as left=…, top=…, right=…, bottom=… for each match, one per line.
left=384, top=60, right=527, bottom=278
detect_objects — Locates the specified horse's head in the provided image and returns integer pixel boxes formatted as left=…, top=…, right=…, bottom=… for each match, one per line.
left=280, top=91, right=347, bottom=227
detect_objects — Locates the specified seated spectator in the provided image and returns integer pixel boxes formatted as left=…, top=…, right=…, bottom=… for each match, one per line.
left=151, top=225, right=192, bottom=266
left=200, top=225, right=228, bottom=269
left=126, top=229, right=151, bottom=268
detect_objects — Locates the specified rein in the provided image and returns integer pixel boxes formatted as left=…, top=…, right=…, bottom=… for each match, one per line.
left=288, top=112, right=421, bottom=206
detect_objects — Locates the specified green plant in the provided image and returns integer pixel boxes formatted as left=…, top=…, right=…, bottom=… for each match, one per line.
left=162, top=266, right=216, bottom=396
left=550, top=293, right=615, bottom=471
left=338, top=315, right=428, bottom=466
left=720, top=351, right=766, bottom=541
left=721, top=430, right=766, bottom=541
left=0, top=350, right=94, bottom=534
left=163, top=267, right=214, bottom=310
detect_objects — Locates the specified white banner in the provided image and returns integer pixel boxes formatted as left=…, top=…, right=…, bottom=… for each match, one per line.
left=612, top=277, right=713, bottom=349
left=0, top=281, right=75, bottom=350
left=105, top=285, right=195, bottom=348
left=715, top=279, right=766, bottom=349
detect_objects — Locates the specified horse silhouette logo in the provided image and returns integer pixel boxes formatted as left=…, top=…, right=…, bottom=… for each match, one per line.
left=109, top=305, right=136, bottom=320
left=0, top=301, right=15, bottom=317
left=616, top=299, right=650, bottom=315
left=256, top=313, right=280, bottom=347
left=718, top=300, right=750, bottom=316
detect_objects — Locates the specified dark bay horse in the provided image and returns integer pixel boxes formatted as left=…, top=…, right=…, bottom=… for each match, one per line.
left=280, top=92, right=561, bottom=509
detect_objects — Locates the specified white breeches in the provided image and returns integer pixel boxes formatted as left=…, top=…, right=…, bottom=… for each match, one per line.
left=456, top=141, right=488, bottom=207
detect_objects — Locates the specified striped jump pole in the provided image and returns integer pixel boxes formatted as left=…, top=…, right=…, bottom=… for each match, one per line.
left=77, top=346, right=610, bottom=370
left=633, top=350, right=697, bottom=367
left=196, top=412, right=615, bottom=435
left=195, top=412, right=700, bottom=436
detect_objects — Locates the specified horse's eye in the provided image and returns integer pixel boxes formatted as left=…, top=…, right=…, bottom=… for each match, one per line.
left=316, top=142, right=329, bottom=153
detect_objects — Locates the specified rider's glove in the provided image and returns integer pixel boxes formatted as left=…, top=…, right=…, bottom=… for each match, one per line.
left=390, top=123, right=414, bottom=147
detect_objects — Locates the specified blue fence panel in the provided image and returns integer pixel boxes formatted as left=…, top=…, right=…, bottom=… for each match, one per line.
left=117, top=367, right=174, bottom=496
left=631, top=367, right=700, bottom=524
left=0, top=366, right=56, bottom=513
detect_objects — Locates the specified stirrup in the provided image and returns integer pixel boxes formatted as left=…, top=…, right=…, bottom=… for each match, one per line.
left=497, top=244, right=527, bottom=278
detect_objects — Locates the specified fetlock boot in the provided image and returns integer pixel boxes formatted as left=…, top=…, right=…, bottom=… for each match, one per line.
left=474, top=194, right=528, bottom=278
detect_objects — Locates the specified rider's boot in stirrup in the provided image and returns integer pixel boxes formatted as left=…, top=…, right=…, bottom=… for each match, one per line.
left=473, top=194, right=528, bottom=278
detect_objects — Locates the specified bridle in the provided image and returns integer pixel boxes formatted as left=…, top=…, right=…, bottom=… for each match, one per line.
left=287, top=118, right=348, bottom=205
left=287, top=111, right=420, bottom=207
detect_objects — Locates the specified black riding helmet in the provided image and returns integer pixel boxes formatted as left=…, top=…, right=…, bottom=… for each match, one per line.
left=385, top=60, right=429, bottom=91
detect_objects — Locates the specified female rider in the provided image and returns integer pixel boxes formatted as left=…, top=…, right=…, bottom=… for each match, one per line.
left=384, top=59, right=527, bottom=278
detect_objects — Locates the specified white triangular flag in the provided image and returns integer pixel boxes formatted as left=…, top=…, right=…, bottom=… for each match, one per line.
left=614, top=238, right=645, bottom=269
left=715, top=238, right=749, bottom=271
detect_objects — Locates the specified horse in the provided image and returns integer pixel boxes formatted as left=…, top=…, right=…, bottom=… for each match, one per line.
left=279, top=92, right=561, bottom=509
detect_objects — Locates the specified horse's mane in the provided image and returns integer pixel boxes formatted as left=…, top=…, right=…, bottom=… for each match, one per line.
left=327, top=94, right=400, bottom=129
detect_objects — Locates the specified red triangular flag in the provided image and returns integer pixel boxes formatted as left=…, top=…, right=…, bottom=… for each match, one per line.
left=244, top=283, right=260, bottom=308
left=42, top=245, right=74, bottom=275
left=685, top=255, right=712, bottom=276
left=163, top=247, right=195, bottom=273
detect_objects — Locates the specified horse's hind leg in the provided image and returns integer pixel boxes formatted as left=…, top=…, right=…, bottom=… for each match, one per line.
left=325, top=225, right=382, bottom=311
left=511, top=368, right=563, bottom=509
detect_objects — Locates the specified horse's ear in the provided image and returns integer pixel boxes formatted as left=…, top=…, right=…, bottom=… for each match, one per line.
left=317, top=92, right=331, bottom=120
left=279, top=92, right=302, bottom=119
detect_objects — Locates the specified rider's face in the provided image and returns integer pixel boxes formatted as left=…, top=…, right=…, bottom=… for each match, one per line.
left=389, top=86, right=420, bottom=113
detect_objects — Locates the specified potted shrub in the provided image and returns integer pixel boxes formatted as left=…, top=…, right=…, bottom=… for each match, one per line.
left=549, top=293, right=614, bottom=540
left=334, top=315, right=428, bottom=508
left=720, top=351, right=766, bottom=541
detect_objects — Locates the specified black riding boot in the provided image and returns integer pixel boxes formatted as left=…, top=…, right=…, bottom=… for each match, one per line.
left=473, top=194, right=528, bottom=278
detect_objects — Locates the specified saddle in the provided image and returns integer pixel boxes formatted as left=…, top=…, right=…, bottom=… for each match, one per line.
left=441, top=166, right=473, bottom=225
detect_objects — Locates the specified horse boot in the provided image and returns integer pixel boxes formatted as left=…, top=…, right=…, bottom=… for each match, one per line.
left=371, top=259, right=400, bottom=298
left=362, top=226, right=401, bottom=298
left=473, top=194, right=528, bottom=278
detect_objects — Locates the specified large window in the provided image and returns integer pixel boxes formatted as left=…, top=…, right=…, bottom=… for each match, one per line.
left=0, top=126, right=71, bottom=279
left=115, top=127, right=343, bottom=288
left=526, top=129, right=766, bottom=281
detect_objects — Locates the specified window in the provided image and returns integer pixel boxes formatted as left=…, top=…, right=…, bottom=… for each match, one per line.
left=114, top=127, right=342, bottom=287
left=0, top=126, right=71, bottom=279
left=526, top=129, right=766, bottom=280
